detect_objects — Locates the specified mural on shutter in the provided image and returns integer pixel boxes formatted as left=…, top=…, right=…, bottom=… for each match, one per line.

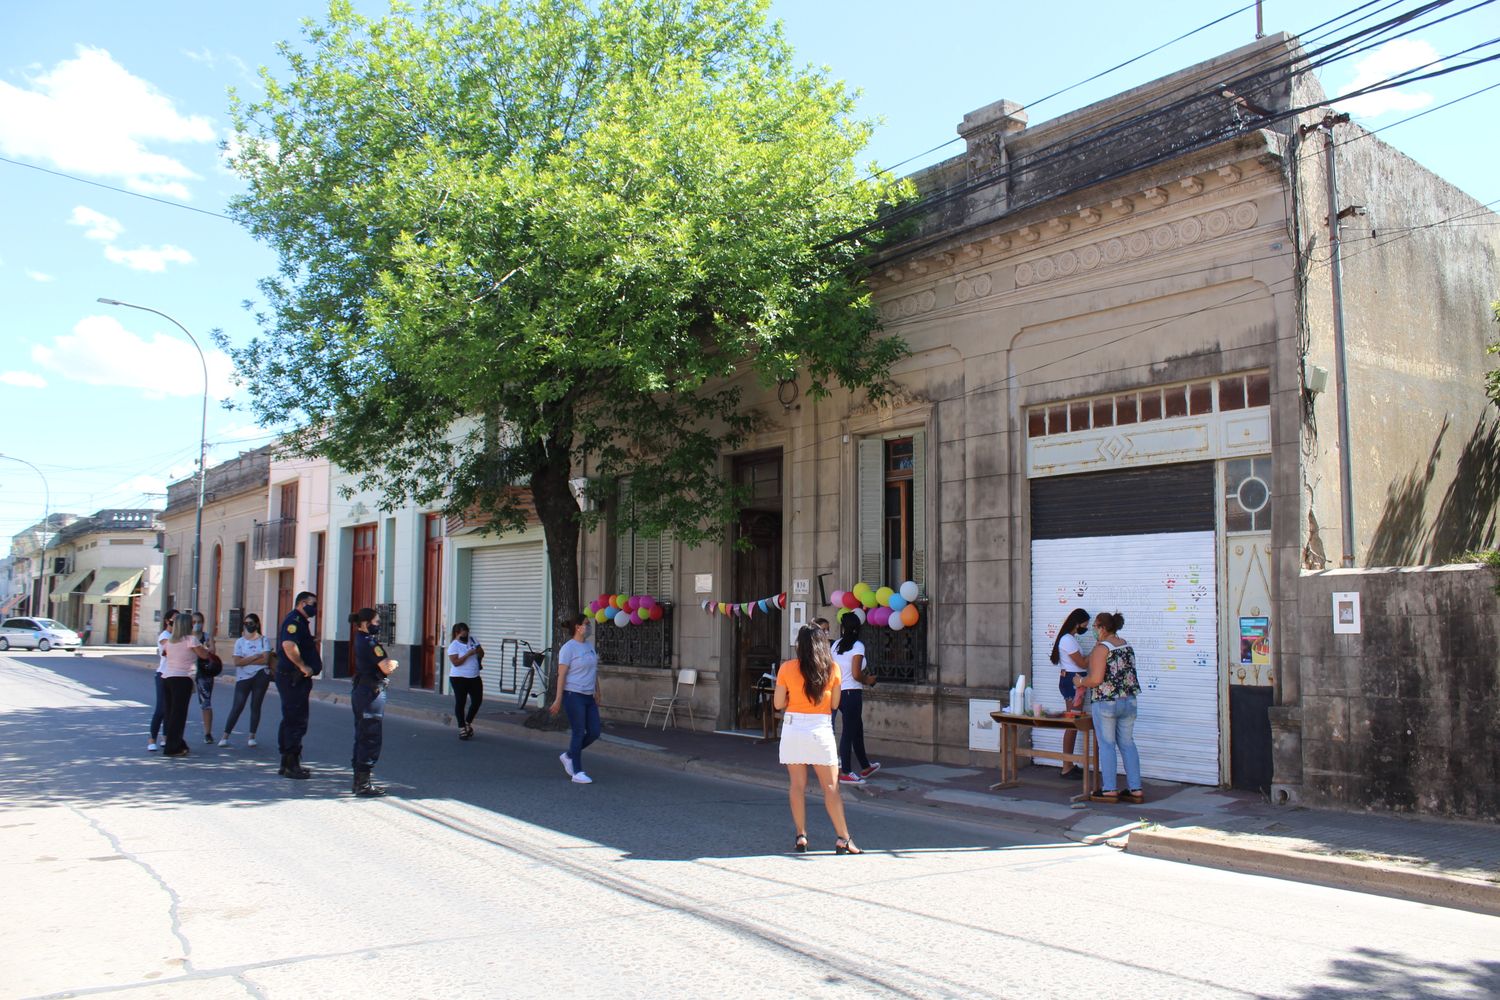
left=911, top=429, right=927, bottom=589
left=857, top=438, right=884, bottom=584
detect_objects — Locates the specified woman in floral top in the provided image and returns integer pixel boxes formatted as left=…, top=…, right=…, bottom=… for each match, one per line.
left=1077, top=611, right=1143, bottom=803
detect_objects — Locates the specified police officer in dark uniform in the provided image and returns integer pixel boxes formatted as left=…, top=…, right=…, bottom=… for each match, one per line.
left=275, top=591, right=323, bottom=779
left=348, top=607, right=398, bottom=797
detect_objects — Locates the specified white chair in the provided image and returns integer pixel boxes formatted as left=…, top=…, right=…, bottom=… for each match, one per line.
left=644, top=668, right=698, bottom=731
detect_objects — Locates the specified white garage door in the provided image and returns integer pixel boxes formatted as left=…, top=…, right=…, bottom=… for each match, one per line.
left=1031, top=531, right=1220, bottom=785
left=467, top=541, right=547, bottom=666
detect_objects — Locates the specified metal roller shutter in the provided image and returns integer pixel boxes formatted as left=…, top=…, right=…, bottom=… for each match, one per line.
left=1030, top=532, right=1219, bottom=785
left=1031, top=462, right=1215, bottom=539
left=467, top=541, right=547, bottom=659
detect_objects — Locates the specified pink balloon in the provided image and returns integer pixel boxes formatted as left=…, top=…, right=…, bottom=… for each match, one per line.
left=829, top=590, right=846, bottom=608
left=868, top=607, right=891, bottom=627
left=639, top=595, right=656, bottom=610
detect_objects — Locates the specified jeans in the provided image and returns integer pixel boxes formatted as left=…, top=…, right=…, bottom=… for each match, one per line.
left=451, top=676, right=483, bottom=726
left=161, top=676, right=194, bottom=754
left=1091, top=696, right=1141, bottom=793
left=223, top=670, right=271, bottom=735
left=837, top=689, right=871, bottom=774
left=562, top=690, right=601, bottom=773
left=150, top=672, right=165, bottom=740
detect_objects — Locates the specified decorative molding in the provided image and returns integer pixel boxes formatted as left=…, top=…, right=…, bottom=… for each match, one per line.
left=1112, top=197, right=1135, bottom=215
left=879, top=268, right=996, bottom=321
left=1047, top=218, right=1070, bottom=236
left=1013, top=200, right=1261, bottom=288
left=1020, top=225, right=1040, bottom=243
left=847, top=384, right=932, bottom=418
left=1142, top=186, right=1168, bottom=207
left=1079, top=207, right=1101, bottom=225
left=1180, top=177, right=1204, bottom=195
left=1217, top=165, right=1242, bottom=183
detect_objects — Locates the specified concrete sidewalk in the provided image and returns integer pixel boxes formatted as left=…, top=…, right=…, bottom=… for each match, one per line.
left=100, top=652, right=1500, bottom=915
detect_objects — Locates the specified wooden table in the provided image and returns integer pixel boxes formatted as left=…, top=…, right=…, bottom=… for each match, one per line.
left=989, top=711, right=1098, bottom=804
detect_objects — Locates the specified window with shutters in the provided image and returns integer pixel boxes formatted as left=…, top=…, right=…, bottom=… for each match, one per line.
left=857, top=430, right=926, bottom=591
left=612, top=480, right=674, bottom=601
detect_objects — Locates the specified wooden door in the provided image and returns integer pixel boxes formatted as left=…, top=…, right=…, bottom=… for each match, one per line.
left=276, top=570, right=294, bottom=628
left=730, top=451, right=782, bottom=728
left=348, top=523, right=378, bottom=674
left=419, top=514, right=443, bottom=689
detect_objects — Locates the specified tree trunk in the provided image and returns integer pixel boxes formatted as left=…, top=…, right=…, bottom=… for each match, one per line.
left=526, top=430, right=581, bottom=729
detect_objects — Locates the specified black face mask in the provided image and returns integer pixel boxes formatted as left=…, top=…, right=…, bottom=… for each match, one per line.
left=302, top=602, right=318, bottom=619
left=367, top=622, right=380, bottom=635
left=245, top=622, right=260, bottom=634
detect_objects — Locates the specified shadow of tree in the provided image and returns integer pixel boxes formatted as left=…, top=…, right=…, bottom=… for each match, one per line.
left=1366, top=415, right=1500, bottom=565
left=1287, top=946, right=1500, bottom=999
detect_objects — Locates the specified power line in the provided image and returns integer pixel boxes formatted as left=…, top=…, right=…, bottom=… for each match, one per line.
left=0, top=156, right=234, bottom=222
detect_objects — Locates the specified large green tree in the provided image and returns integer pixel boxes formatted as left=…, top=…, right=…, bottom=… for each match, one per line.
left=226, top=0, right=908, bottom=646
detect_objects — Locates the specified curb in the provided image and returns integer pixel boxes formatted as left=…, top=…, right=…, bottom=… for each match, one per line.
left=1127, top=825, right=1500, bottom=917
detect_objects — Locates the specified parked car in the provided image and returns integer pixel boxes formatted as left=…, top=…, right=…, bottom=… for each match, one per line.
left=0, top=617, right=82, bottom=652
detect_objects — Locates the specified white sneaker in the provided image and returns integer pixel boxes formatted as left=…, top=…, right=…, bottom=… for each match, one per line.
left=559, top=752, right=576, bottom=777
left=218, top=736, right=231, bottom=748
left=247, top=735, right=257, bottom=748
left=147, top=741, right=158, bottom=752
left=571, top=771, right=593, bottom=784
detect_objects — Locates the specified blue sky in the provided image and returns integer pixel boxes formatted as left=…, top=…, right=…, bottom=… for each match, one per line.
left=3, top=0, right=1496, bottom=545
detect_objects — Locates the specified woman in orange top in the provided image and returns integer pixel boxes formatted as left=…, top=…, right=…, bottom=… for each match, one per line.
left=775, top=624, right=862, bottom=855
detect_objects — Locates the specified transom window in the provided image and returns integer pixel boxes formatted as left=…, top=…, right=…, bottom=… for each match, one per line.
left=1027, top=371, right=1270, bottom=439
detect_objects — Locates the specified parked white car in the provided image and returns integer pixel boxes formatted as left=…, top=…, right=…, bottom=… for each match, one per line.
left=0, top=617, right=82, bottom=652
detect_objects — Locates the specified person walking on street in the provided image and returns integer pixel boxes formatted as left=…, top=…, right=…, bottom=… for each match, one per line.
left=160, top=614, right=214, bottom=758
left=832, top=612, right=879, bottom=786
left=550, top=615, right=601, bottom=785
left=348, top=608, right=398, bottom=797
left=221, top=613, right=273, bottom=748
left=148, top=610, right=177, bottom=751
left=1050, top=607, right=1091, bottom=780
left=447, top=622, right=483, bottom=740
left=191, top=611, right=217, bottom=744
left=776, top=623, right=861, bottom=855
left=275, top=592, right=322, bottom=779
left=1077, top=611, right=1143, bottom=803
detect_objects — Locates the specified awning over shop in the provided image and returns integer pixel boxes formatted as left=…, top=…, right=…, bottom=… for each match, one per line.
left=0, top=592, right=27, bottom=616
left=49, top=569, right=95, bottom=604
left=83, top=568, right=144, bottom=606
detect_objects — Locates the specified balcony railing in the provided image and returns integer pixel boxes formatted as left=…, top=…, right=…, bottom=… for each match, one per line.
left=253, top=518, right=297, bottom=561
left=594, top=604, right=673, bottom=668
left=858, top=599, right=930, bottom=684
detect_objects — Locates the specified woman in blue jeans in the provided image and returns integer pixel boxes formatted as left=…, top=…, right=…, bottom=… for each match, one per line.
left=1077, top=611, right=1143, bottom=803
left=549, top=615, right=601, bottom=785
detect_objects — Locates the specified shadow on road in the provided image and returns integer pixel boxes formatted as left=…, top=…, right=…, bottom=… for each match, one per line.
left=1287, top=947, right=1500, bottom=999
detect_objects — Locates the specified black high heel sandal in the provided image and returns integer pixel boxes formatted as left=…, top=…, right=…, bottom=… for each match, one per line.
left=793, top=833, right=808, bottom=853
left=835, top=837, right=862, bottom=855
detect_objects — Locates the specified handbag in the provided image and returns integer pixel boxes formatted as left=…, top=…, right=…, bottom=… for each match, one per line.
left=200, top=652, right=224, bottom=678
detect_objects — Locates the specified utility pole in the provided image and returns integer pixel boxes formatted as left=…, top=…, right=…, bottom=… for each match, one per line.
left=1302, top=112, right=1356, bottom=568
left=1256, top=0, right=1265, bottom=39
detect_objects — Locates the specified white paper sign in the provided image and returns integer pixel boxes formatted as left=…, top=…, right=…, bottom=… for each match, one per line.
left=694, top=574, right=712, bottom=594
left=792, top=578, right=809, bottom=595
left=1332, top=592, right=1361, bottom=634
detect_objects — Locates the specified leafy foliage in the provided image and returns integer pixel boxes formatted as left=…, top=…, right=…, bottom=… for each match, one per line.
left=226, top=0, right=910, bottom=587
left=1486, top=299, right=1500, bottom=410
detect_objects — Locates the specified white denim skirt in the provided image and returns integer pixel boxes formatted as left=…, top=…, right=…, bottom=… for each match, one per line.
left=779, top=711, right=839, bottom=766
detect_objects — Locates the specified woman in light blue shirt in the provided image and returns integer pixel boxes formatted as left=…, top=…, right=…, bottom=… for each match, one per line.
left=549, top=614, right=601, bottom=785
left=221, top=613, right=273, bottom=748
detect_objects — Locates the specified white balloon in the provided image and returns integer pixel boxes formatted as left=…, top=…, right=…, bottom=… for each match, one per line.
left=852, top=608, right=867, bottom=624
left=888, top=616, right=905, bottom=631
left=613, top=611, right=630, bottom=627
left=899, top=580, right=919, bottom=602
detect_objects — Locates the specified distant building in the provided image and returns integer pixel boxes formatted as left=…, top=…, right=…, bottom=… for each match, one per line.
left=48, top=510, right=164, bottom=644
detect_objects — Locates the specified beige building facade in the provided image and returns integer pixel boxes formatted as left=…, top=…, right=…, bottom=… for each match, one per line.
left=578, top=34, right=1500, bottom=797
left=160, top=446, right=273, bottom=659
left=47, top=509, right=163, bottom=644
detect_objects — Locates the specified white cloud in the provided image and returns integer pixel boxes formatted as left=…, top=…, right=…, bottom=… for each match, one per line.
left=0, top=371, right=47, bottom=389
left=1336, top=39, right=1440, bottom=119
left=25, top=269, right=55, bottom=283
left=69, top=205, right=125, bottom=242
left=181, top=48, right=216, bottom=68
left=30, top=314, right=236, bottom=400
left=0, top=46, right=215, bottom=201
left=102, top=244, right=195, bottom=272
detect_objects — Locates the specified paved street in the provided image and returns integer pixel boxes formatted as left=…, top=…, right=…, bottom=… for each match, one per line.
left=3, top=652, right=1498, bottom=1000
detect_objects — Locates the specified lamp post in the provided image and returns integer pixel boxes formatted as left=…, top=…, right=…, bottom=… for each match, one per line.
left=97, top=298, right=209, bottom=612
left=0, top=453, right=50, bottom=616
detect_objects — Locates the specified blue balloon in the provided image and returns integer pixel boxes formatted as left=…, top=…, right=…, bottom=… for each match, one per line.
left=889, top=594, right=907, bottom=612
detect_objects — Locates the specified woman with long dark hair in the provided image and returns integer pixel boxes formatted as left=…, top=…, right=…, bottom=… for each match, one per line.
left=550, top=614, right=601, bottom=784
left=833, top=612, right=879, bottom=785
left=1049, top=607, right=1090, bottom=779
left=447, top=622, right=483, bottom=740
left=160, top=613, right=213, bottom=758
left=1077, top=611, right=1143, bottom=803
left=221, top=613, right=273, bottom=748
left=775, top=623, right=860, bottom=855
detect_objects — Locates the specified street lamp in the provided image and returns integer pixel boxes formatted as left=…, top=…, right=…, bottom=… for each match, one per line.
left=97, top=298, right=209, bottom=614
left=0, top=453, right=50, bottom=616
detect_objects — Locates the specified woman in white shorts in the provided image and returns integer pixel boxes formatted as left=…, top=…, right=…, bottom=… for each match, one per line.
left=775, top=624, right=861, bottom=855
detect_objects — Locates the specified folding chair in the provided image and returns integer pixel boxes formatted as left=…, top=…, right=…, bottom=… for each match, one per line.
left=644, top=668, right=698, bottom=731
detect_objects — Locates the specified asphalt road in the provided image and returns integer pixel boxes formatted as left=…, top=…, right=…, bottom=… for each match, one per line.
left=3, top=652, right=1497, bottom=1000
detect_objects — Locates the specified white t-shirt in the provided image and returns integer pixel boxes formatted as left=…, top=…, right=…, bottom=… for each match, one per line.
left=1058, top=632, right=1087, bottom=673
left=559, top=639, right=599, bottom=694
left=832, top=639, right=867, bottom=691
left=447, top=638, right=481, bottom=679
left=232, top=635, right=273, bottom=681
left=157, top=629, right=172, bottom=674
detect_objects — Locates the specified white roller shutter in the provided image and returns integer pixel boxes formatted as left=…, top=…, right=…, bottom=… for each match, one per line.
left=1030, top=531, right=1219, bottom=785
left=467, top=541, right=547, bottom=657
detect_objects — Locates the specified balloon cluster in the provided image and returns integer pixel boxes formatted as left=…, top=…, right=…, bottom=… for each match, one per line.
left=587, top=593, right=664, bottom=628
left=828, top=580, right=922, bottom=631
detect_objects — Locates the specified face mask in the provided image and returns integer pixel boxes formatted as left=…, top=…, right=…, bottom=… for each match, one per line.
left=302, top=602, right=318, bottom=618
left=368, top=622, right=380, bottom=635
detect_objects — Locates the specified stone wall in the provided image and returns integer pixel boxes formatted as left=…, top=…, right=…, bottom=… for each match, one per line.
left=1275, top=565, right=1500, bottom=820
